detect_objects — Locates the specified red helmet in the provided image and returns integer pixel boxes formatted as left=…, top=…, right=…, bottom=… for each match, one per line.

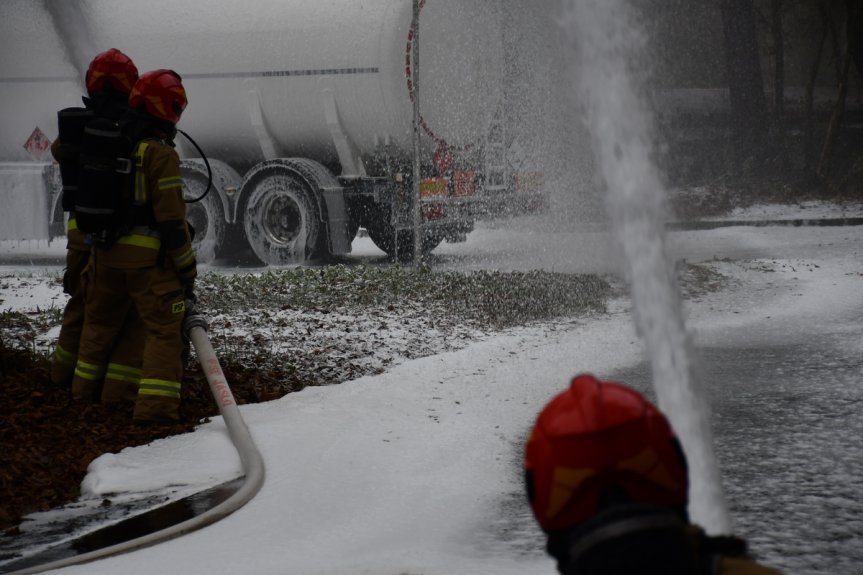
left=524, top=374, right=688, bottom=532
left=85, top=48, right=139, bottom=97
left=128, top=69, right=187, bottom=125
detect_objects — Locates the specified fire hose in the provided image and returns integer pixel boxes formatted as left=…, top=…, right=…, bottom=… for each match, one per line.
left=6, top=307, right=266, bottom=575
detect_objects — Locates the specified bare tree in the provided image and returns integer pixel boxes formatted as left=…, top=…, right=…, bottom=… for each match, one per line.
left=852, top=0, right=863, bottom=76
left=720, top=0, right=768, bottom=163
left=770, top=0, right=785, bottom=126
left=804, top=1, right=832, bottom=170
left=816, top=0, right=861, bottom=178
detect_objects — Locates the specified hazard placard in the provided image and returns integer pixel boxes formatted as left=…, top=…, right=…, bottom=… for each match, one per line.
left=23, top=127, right=52, bottom=161
left=420, top=177, right=448, bottom=198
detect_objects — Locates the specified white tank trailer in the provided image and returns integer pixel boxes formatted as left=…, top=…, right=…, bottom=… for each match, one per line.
left=0, top=0, right=548, bottom=263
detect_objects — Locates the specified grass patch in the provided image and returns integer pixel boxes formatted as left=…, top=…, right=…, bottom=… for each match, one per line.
left=0, top=308, right=63, bottom=354
left=198, top=265, right=608, bottom=329
left=1, top=265, right=610, bottom=392
left=191, top=265, right=610, bottom=390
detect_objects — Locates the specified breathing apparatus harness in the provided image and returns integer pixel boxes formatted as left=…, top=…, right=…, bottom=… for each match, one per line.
left=58, top=104, right=213, bottom=249
left=121, top=111, right=212, bottom=203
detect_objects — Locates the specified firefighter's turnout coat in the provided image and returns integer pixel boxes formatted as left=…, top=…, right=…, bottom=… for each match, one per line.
left=72, top=138, right=196, bottom=421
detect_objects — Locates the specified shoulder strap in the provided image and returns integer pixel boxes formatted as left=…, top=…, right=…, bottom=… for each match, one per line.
left=134, top=141, right=151, bottom=205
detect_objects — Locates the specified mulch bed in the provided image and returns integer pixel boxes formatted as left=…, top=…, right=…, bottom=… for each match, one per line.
left=0, top=344, right=279, bottom=534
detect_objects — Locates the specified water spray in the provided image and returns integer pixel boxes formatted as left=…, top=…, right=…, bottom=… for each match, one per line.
left=562, top=0, right=731, bottom=533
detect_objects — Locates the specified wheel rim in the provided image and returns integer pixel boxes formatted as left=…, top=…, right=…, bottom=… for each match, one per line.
left=260, top=191, right=304, bottom=247
left=242, top=170, right=322, bottom=265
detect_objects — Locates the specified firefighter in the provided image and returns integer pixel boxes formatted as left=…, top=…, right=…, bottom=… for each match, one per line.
left=525, top=374, right=782, bottom=574
left=50, top=48, right=145, bottom=405
left=71, top=69, right=196, bottom=423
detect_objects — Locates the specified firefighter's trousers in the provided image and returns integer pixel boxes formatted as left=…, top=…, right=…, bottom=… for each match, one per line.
left=50, top=247, right=89, bottom=386
left=52, top=246, right=145, bottom=400
left=72, top=262, right=186, bottom=422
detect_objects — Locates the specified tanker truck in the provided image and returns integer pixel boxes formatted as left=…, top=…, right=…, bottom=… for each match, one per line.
left=0, top=0, right=547, bottom=264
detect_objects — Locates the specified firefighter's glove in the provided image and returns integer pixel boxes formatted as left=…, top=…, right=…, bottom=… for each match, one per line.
left=62, top=269, right=74, bottom=296
left=172, top=250, right=197, bottom=286
left=183, top=279, right=196, bottom=303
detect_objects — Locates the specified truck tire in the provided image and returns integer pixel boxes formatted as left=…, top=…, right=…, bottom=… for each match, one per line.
left=185, top=192, right=226, bottom=263
left=242, top=171, right=321, bottom=265
left=181, top=160, right=234, bottom=263
left=366, top=210, right=444, bottom=260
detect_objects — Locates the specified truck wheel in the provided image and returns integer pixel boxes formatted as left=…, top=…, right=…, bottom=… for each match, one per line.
left=185, top=194, right=226, bottom=263
left=181, top=164, right=227, bottom=263
left=242, top=172, right=320, bottom=265
left=366, top=213, right=443, bottom=260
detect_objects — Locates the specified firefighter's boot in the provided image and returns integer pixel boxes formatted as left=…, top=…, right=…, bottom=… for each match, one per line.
left=133, top=394, right=180, bottom=424
left=71, top=377, right=101, bottom=402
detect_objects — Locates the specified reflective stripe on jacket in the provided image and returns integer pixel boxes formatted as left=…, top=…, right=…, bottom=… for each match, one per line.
left=96, top=138, right=194, bottom=273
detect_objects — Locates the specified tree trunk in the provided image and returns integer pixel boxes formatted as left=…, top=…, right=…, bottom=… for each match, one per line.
left=720, top=0, right=768, bottom=163
left=770, top=0, right=789, bottom=168
left=805, top=1, right=831, bottom=171
left=816, top=0, right=860, bottom=177
left=816, top=48, right=852, bottom=177
left=849, top=0, right=863, bottom=77
left=771, top=0, right=785, bottom=123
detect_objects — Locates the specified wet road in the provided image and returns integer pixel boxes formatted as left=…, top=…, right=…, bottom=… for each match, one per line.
left=713, top=340, right=863, bottom=574
left=611, top=310, right=863, bottom=574
left=482, top=311, right=863, bottom=574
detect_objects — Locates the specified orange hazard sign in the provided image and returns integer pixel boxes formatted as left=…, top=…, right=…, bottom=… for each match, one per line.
left=420, top=177, right=448, bottom=198
left=23, top=127, right=51, bottom=161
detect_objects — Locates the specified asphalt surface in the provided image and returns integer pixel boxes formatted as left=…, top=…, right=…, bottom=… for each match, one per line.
left=612, top=322, right=863, bottom=574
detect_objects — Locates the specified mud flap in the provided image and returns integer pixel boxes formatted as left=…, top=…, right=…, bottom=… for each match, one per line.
left=320, top=185, right=351, bottom=254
